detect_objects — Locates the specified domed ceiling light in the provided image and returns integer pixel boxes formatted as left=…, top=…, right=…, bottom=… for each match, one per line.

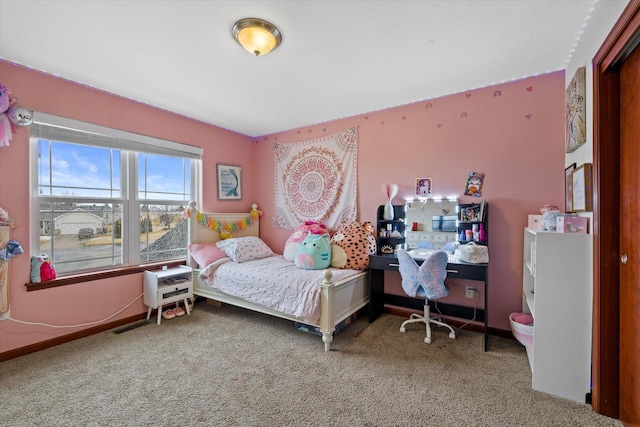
left=232, top=18, right=282, bottom=56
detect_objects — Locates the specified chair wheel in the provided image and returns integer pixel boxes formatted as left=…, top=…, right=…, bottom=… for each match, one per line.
left=424, top=337, right=432, bottom=344
left=449, top=332, right=456, bottom=339
left=400, top=327, right=406, bottom=333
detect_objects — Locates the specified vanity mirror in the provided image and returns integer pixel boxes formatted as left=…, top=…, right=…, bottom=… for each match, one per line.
left=405, top=199, right=458, bottom=250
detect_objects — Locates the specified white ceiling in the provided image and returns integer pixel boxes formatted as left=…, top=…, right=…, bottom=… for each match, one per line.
left=0, top=0, right=606, bottom=137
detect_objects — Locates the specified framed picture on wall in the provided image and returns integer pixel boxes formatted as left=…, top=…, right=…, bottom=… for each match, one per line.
left=565, top=67, right=587, bottom=153
left=565, top=163, right=576, bottom=212
left=572, top=163, right=593, bottom=212
left=415, top=177, right=432, bottom=197
left=217, top=164, right=242, bottom=200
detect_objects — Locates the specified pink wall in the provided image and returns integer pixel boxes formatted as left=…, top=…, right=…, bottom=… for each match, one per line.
left=0, top=60, right=255, bottom=353
left=0, top=60, right=565, bottom=356
left=252, top=72, right=566, bottom=331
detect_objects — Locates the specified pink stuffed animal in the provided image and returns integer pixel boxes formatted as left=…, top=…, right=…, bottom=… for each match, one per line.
left=0, top=82, right=10, bottom=113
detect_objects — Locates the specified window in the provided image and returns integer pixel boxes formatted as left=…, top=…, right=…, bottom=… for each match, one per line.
left=30, top=114, right=202, bottom=277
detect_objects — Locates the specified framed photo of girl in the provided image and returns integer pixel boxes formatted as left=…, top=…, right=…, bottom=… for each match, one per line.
left=217, top=164, right=242, bottom=200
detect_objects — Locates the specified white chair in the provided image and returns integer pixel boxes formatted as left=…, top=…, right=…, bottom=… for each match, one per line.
left=397, top=249, right=456, bottom=344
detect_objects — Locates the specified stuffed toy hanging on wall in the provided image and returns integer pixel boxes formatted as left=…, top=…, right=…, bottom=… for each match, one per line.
left=0, top=81, right=34, bottom=147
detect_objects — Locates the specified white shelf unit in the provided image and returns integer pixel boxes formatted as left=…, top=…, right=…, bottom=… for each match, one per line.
left=522, top=228, right=593, bottom=403
left=143, top=265, right=193, bottom=325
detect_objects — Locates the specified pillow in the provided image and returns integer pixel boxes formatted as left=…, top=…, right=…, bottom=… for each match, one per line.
left=283, top=221, right=329, bottom=261
left=330, top=221, right=376, bottom=269
left=216, top=236, right=274, bottom=263
left=294, top=232, right=332, bottom=270
left=189, top=243, right=228, bottom=268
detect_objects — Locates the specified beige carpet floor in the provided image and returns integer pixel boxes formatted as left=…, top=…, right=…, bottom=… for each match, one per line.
left=0, top=302, right=622, bottom=426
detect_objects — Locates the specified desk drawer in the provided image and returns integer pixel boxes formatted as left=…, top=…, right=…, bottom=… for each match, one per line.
left=446, top=263, right=486, bottom=281
left=370, top=256, right=400, bottom=271
left=370, top=255, right=487, bottom=282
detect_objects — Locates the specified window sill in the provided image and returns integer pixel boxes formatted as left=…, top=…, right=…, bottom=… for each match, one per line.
left=25, top=260, right=188, bottom=291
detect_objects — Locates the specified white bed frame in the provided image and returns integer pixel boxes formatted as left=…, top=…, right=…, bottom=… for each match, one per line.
left=186, top=202, right=370, bottom=351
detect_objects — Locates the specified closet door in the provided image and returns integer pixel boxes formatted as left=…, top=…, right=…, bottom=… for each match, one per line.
left=619, top=34, right=640, bottom=426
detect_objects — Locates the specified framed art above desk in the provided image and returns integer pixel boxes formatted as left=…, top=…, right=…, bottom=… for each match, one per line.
left=369, top=253, right=489, bottom=351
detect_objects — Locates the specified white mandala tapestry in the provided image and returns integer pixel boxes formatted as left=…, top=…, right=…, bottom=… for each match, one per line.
left=273, top=127, right=358, bottom=230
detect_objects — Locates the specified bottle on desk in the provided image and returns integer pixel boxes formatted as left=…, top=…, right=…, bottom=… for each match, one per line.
left=479, top=223, right=487, bottom=242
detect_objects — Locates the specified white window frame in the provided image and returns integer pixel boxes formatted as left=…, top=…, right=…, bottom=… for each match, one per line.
left=30, top=113, right=202, bottom=275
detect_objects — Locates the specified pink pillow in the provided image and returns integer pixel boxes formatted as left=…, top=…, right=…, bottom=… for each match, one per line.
left=189, top=243, right=228, bottom=268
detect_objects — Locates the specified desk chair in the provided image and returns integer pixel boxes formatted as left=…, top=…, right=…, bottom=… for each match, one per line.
left=397, top=249, right=456, bottom=344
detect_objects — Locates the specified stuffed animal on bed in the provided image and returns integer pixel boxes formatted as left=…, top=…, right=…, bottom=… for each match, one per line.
left=283, top=220, right=329, bottom=261
left=30, top=254, right=56, bottom=283
left=330, top=221, right=377, bottom=270
left=294, top=232, right=331, bottom=270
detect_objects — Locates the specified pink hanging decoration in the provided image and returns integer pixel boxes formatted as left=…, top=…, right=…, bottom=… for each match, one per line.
left=0, top=113, right=13, bottom=147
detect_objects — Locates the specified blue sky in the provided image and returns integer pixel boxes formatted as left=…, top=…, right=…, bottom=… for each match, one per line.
left=38, top=140, right=190, bottom=200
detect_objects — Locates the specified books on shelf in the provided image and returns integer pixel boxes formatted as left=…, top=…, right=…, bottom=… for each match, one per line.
left=461, top=199, right=486, bottom=222
left=164, top=277, right=188, bottom=285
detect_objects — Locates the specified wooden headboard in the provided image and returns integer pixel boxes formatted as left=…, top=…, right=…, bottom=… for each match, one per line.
left=186, top=201, right=260, bottom=268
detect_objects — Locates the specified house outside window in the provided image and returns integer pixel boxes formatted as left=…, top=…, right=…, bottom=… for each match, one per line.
left=30, top=114, right=202, bottom=277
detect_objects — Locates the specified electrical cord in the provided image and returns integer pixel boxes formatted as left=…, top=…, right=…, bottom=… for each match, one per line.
left=433, top=288, right=480, bottom=332
left=3, top=293, right=143, bottom=328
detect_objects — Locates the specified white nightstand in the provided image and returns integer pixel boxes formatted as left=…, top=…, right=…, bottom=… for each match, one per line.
left=143, top=265, right=193, bottom=325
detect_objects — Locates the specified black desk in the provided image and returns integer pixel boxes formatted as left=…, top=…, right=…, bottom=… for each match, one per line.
left=369, top=253, right=490, bottom=351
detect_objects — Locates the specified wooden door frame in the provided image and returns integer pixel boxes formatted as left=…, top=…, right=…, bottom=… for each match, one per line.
left=592, top=0, right=640, bottom=418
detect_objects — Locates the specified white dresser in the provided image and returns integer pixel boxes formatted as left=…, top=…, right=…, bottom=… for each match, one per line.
left=522, top=228, right=593, bottom=403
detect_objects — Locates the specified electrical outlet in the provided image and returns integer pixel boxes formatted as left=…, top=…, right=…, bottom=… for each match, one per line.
left=465, top=286, right=476, bottom=298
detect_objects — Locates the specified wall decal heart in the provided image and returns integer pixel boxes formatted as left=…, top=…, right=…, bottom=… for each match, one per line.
left=525, top=114, right=532, bottom=119
left=425, top=103, right=432, bottom=109
left=437, top=123, right=442, bottom=128
left=402, top=116, right=406, bottom=120
left=460, top=112, right=468, bottom=118
left=526, top=86, right=533, bottom=92
left=323, top=128, right=327, bottom=131
left=466, top=93, right=471, bottom=98
left=365, top=116, right=369, bottom=119
left=380, top=121, right=385, bottom=125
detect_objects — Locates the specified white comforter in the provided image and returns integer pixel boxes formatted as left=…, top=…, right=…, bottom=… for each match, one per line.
left=198, top=255, right=361, bottom=324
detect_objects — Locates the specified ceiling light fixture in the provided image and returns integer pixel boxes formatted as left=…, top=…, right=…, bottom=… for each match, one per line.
left=232, top=18, right=282, bottom=57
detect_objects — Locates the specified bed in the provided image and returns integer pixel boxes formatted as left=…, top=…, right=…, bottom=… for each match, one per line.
left=186, top=202, right=370, bottom=351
